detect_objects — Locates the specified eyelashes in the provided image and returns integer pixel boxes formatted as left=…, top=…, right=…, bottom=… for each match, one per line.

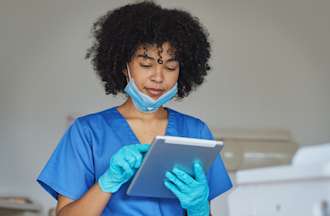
left=139, top=64, right=177, bottom=71
left=140, top=64, right=152, bottom=68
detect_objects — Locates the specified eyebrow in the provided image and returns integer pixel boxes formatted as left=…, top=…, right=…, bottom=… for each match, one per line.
left=136, top=54, right=178, bottom=63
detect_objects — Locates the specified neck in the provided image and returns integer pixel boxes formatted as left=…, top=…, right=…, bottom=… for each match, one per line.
left=118, top=97, right=167, bottom=121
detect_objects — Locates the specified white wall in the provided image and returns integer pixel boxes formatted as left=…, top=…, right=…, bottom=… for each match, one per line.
left=1, top=0, right=329, bottom=215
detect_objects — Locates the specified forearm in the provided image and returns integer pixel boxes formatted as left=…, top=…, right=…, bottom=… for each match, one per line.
left=57, top=143, right=149, bottom=215
left=57, top=183, right=111, bottom=216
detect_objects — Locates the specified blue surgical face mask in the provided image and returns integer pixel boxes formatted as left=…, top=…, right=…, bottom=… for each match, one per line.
left=124, top=64, right=178, bottom=113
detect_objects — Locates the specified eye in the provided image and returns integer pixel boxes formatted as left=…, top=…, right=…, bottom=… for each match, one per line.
left=166, top=67, right=177, bottom=71
left=165, top=62, right=179, bottom=71
left=140, top=64, right=152, bottom=68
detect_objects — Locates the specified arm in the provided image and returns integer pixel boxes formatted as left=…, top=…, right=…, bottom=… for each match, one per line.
left=57, top=144, right=150, bottom=216
left=56, top=184, right=111, bottom=216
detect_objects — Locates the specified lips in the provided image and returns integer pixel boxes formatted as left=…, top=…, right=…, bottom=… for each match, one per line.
left=145, top=88, right=164, bottom=97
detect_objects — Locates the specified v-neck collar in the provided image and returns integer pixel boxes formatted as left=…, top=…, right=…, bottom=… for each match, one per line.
left=113, top=106, right=175, bottom=144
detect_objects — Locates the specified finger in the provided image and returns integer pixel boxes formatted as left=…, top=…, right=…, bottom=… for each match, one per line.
left=123, top=154, right=135, bottom=168
left=117, top=157, right=134, bottom=176
left=133, top=152, right=143, bottom=168
left=109, top=159, right=122, bottom=175
left=125, top=147, right=143, bottom=168
left=164, top=179, right=184, bottom=198
left=165, top=171, right=188, bottom=192
left=194, top=160, right=207, bottom=183
left=134, top=144, right=151, bottom=153
left=172, top=167, right=196, bottom=185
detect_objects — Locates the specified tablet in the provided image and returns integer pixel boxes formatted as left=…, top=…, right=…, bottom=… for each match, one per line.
left=126, top=135, right=224, bottom=198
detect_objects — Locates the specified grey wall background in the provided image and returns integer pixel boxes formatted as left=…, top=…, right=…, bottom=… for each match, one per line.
left=1, top=0, right=329, bottom=215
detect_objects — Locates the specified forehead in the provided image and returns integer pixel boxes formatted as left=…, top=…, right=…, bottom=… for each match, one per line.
left=134, top=42, right=176, bottom=58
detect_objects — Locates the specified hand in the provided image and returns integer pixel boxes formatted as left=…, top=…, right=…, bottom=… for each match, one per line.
left=98, top=144, right=150, bottom=193
left=164, top=161, right=210, bottom=216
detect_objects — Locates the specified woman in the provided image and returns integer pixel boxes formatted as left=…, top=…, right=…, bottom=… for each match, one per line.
left=37, top=1, right=232, bottom=215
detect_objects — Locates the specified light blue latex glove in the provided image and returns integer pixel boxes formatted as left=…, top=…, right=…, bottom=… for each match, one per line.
left=98, top=144, right=150, bottom=193
left=164, top=161, right=210, bottom=216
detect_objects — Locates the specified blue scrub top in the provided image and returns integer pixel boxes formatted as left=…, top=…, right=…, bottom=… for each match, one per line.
left=37, top=106, right=232, bottom=215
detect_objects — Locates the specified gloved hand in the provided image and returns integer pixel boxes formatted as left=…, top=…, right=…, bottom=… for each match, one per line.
left=98, top=144, right=150, bottom=193
left=164, top=161, right=210, bottom=216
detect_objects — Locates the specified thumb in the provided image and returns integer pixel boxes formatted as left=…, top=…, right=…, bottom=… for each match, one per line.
left=134, top=144, right=151, bottom=153
left=194, top=160, right=207, bottom=183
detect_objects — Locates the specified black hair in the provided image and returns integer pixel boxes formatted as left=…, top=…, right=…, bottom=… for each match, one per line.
left=86, top=1, right=211, bottom=98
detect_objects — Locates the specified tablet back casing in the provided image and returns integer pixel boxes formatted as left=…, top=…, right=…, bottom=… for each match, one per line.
left=126, top=137, right=223, bottom=198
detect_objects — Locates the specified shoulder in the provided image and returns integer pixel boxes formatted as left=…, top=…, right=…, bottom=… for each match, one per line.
left=66, top=106, right=120, bottom=141
left=74, top=106, right=119, bottom=128
left=167, top=107, right=212, bottom=138
left=168, top=107, right=207, bottom=126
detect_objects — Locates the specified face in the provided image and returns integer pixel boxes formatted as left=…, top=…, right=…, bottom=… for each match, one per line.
left=126, top=42, right=180, bottom=99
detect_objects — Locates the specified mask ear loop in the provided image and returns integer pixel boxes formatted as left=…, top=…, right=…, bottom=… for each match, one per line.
left=126, top=64, right=133, bottom=83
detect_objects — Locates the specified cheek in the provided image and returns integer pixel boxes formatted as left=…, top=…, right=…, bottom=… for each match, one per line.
left=134, top=78, right=146, bottom=90
left=133, top=74, right=149, bottom=90
left=170, top=70, right=180, bottom=83
left=165, top=72, right=179, bottom=89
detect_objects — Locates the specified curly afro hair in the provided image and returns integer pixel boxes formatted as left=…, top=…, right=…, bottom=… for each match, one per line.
left=86, top=1, right=211, bottom=98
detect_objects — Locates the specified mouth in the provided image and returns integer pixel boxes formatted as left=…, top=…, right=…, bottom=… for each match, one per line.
left=145, top=88, right=164, bottom=97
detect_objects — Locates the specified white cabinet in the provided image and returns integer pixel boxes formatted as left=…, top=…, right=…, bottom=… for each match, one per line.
left=228, top=144, right=330, bottom=216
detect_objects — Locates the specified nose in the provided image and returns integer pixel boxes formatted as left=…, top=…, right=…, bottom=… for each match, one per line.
left=150, top=65, right=164, bottom=83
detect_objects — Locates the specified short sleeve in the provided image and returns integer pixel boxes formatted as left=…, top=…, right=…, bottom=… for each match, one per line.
left=37, top=118, right=95, bottom=200
left=199, top=123, right=233, bottom=200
